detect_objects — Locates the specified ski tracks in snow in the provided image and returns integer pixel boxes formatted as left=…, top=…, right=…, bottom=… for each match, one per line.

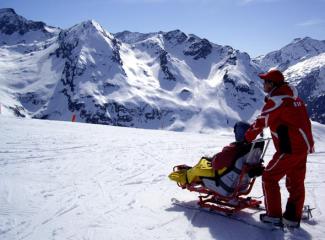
left=1, top=117, right=325, bottom=239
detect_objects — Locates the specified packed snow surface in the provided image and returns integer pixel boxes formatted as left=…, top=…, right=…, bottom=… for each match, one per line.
left=1, top=116, right=325, bottom=240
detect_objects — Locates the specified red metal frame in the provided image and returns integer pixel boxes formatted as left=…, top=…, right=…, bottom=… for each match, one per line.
left=174, top=164, right=262, bottom=214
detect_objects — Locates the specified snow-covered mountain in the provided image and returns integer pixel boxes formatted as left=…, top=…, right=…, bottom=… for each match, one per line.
left=0, top=8, right=59, bottom=45
left=0, top=8, right=264, bottom=132
left=1, top=8, right=325, bottom=129
left=285, top=53, right=325, bottom=123
left=255, top=37, right=325, bottom=123
left=256, top=37, right=325, bottom=72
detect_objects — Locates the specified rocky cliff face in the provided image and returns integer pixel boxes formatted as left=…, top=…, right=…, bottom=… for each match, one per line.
left=0, top=8, right=46, bottom=35
left=0, top=8, right=59, bottom=45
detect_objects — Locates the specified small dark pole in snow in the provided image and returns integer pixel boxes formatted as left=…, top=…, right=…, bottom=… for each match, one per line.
left=72, top=113, right=76, bottom=122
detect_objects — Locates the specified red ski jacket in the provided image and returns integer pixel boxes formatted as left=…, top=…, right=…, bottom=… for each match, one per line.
left=245, top=84, right=314, bottom=154
left=211, top=142, right=251, bottom=172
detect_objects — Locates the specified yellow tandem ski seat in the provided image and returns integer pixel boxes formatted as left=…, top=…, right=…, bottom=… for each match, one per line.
left=169, top=140, right=266, bottom=197
left=168, top=158, right=226, bottom=186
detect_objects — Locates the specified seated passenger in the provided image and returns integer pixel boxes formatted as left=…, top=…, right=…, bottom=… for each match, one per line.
left=169, top=121, right=264, bottom=196
left=211, top=121, right=254, bottom=174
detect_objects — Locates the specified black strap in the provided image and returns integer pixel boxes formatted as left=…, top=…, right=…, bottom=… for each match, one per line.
left=218, top=178, right=235, bottom=193
left=232, top=166, right=241, bottom=174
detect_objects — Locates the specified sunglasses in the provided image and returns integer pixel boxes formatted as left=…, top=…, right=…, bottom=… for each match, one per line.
left=264, top=79, right=273, bottom=84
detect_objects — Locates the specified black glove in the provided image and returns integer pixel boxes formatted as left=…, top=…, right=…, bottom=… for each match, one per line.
left=238, top=138, right=250, bottom=145
left=248, top=164, right=265, bottom=178
left=259, top=131, right=264, bottom=138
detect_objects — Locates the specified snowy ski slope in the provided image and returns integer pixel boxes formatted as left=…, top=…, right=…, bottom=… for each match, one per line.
left=1, top=116, right=325, bottom=240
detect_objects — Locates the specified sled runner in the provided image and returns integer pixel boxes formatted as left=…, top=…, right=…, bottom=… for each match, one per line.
left=169, top=138, right=271, bottom=215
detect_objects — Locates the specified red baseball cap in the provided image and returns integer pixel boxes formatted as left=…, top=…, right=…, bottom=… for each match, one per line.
left=258, top=69, right=285, bottom=85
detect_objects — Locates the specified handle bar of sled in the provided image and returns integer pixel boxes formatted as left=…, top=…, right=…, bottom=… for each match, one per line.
left=247, top=138, right=272, bottom=164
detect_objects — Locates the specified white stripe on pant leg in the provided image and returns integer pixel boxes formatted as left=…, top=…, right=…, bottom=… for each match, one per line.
left=263, top=153, right=285, bottom=216
left=265, top=153, right=285, bottom=172
left=262, top=181, right=269, bottom=214
left=299, top=128, right=310, bottom=153
left=262, top=153, right=284, bottom=214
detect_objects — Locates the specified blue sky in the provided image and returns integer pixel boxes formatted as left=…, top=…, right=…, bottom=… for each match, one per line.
left=1, top=0, right=325, bottom=57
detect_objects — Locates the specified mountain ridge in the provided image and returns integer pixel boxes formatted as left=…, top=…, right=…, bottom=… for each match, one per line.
left=0, top=8, right=324, bottom=130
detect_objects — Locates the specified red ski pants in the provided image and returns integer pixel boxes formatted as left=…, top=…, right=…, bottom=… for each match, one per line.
left=262, top=152, right=307, bottom=220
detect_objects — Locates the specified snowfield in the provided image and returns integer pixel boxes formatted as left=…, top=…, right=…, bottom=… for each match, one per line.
left=1, top=116, right=325, bottom=240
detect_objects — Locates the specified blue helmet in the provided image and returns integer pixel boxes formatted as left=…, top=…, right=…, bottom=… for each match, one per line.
left=234, top=121, right=250, bottom=142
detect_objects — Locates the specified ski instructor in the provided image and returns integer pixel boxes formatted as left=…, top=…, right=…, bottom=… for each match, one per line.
left=244, top=69, right=314, bottom=228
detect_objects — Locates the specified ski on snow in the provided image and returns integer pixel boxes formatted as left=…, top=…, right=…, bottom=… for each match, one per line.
left=171, top=198, right=283, bottom=232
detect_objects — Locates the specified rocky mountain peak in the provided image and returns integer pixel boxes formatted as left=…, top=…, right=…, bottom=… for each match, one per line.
left=0, top=7, right=49, bottom=35
left=162, top=29, right=188, bottom=44
left=286, top=36, right=325, bottom=52
left=257, top=37, right=325, bottom=71
left=114, top=31, right=157, bottom=44
left=0, top=8, right=16, bottom=15
left=66, top=20, right=114, bottom=41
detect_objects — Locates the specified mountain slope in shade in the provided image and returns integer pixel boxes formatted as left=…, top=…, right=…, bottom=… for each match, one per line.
left=0, top=8, right=61, bottom=118
left=0, top=8, right=59, bottom=45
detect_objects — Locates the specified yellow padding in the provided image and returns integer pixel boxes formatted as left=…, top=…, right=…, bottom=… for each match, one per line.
left=187, top=158, right=215, bottom=183
left=217, top=167, right=227, bottom=175
left=168, top=170, right=187, bottom=185
left=169, top=158, right=228, bottom=185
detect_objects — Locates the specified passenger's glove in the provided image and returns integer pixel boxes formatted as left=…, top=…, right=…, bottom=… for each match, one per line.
left=259, top=131, right=264, bottom=138
left=240, top=137, right=250, bottom=145
left=248, top=164, right=265, bottom=178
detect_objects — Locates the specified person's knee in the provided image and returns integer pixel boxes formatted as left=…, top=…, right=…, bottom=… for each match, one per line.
left=262, top=171, right=272, bottom=182
left=262, top=171, right=280, bottom=186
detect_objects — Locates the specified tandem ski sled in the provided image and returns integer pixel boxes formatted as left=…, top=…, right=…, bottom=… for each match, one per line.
left=168, top=137, right=315, bottom=229
left=169, top=138, right=270, bottom=214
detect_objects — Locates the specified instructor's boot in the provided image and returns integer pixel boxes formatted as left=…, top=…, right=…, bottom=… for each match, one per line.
left=282, top=202, right=300, bottom=228
left=282, top=217, right=300, bottom=228
left=260, top=213, right=282, bottom=226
